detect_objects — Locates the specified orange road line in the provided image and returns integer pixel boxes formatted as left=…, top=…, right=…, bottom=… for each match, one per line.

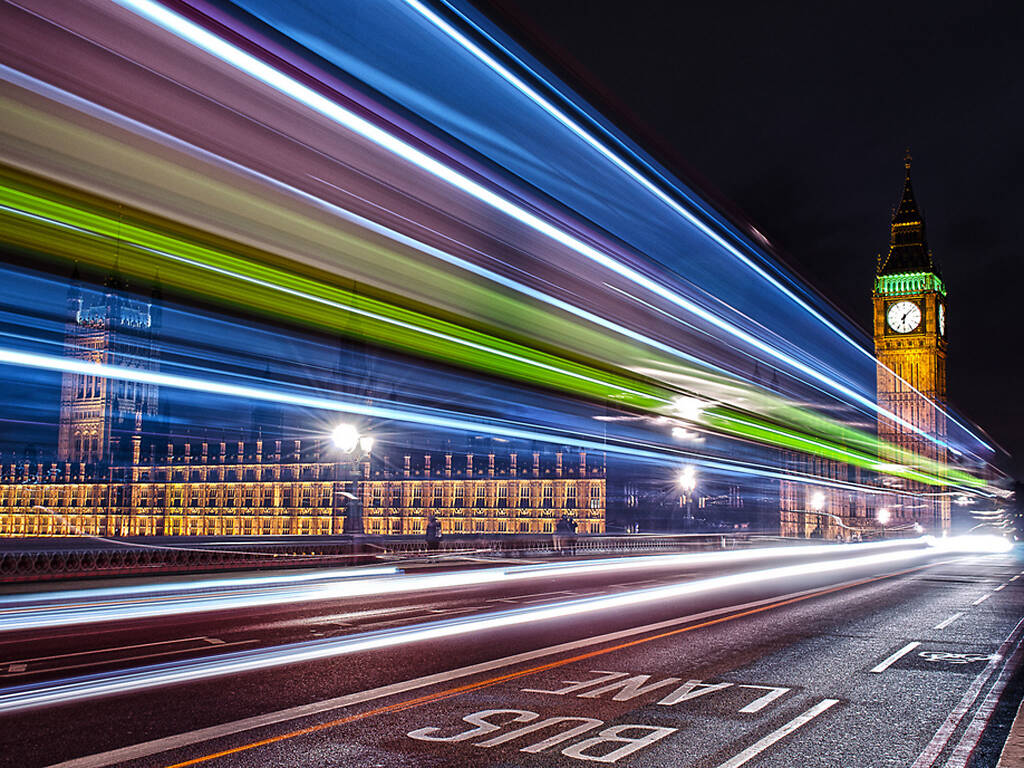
left=163, top=565, right=927, bottom=767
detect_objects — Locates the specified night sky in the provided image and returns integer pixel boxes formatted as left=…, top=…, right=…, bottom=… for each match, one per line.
left=473, top=0, right=1024, bottom=477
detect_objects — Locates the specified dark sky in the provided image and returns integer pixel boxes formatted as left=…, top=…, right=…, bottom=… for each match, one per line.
left=473, top=0, right=1024, bottom=477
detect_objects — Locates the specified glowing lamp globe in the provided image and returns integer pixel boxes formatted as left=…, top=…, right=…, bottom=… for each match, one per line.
left=331, top=424, right=360, bottom=453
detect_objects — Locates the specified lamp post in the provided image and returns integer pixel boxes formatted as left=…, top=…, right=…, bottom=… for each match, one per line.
left=678, top=465, right=697, bottom=523
left=331, top=424, right=373, bottom=535
left=874, top=507, right=894, bottom=540
left=806, top=490, right=826, bottom=538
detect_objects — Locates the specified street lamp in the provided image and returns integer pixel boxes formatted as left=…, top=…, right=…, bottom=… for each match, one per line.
left=678, top=465, right=697, bottom=523
left=803, top=490, right=827, bottom=538
left=331, top=423, right=360, bottom=453
left=678, top=465, right=697, bottom=494
left=331, top=423, right=373, bottom=535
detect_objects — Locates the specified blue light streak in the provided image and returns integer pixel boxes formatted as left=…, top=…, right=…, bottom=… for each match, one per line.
left=111, top=0, right=962, bottom=454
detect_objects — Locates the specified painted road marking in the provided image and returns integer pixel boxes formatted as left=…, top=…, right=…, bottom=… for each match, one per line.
left=933, top=613, right=964, bottom=630
left=973, top=594, right=991, bottom=606
left=0, top=636, right=213, bottom=666
left=486, top=591, right=575, bottom=603
left=944, top=623, right=1024, bottom=768
left=917, top=651, right=998, bottom=665
left=525, top=670, right=792, bottom=712
left=0, top=640, right=257, bottom=679
left=994, top=584, right=1006, bottom=591
left=871, top=642, right=921, bottom=673
left=428, top=607, right=479, bottom=615
left=480, top=716, right=604, bottom=753
left=737, top=685, right=792, bottom=713
left=911, top=616, right=1024, bottom=768
left=713, top=699, right=840, bottom=768
left=1010, top=575, right=1020, bottom=582
left=44, top=570, right=923, bottom=768
left=407, top=708, right=676, bottom=762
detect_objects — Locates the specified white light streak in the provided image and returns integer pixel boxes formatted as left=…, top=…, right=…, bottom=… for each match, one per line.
left=0, top=539, right=922, bottom=633
left=0, top=543, right=945, bottom=713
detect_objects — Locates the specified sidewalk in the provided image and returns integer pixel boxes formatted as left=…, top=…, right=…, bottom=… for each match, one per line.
left=998, top=698, right=1024, bottom=767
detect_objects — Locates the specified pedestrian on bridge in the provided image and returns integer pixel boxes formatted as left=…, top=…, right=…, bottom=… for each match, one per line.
left=425, top=515, right=442, bottom=556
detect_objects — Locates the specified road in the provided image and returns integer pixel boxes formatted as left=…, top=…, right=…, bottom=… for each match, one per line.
left=0, top=542, right=1021, bottom=767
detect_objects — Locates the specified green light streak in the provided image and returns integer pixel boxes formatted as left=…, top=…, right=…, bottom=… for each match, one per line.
left=0, top=169, right=983, bottom=491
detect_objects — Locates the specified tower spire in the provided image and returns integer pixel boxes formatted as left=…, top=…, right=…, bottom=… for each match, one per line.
left=878, top=150, right=937, bottom=276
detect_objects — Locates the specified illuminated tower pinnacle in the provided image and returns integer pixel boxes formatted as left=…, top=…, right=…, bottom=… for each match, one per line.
left=878, top=151, right=939, bottom=277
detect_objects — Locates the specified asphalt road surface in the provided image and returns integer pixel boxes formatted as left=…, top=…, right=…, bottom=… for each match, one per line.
left=1, top=543, right=1021, bottom=768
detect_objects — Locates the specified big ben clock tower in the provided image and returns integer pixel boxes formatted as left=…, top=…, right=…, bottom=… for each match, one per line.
left=873, top=152, right=950, bottom=533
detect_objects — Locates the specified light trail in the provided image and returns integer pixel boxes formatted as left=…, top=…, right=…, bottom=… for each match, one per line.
left=112, top=0, right=961, bottom=454
left=0, top=539, right=925, bottom=632
left=3, top=540, right=1008, bottom=714
left=0, top=340, right=983, bottom=492
left=405, top=0, right=992, bottom=453
left=0, top=566, right=400, bottom=610
left=0, top=67, right=986, bottom=481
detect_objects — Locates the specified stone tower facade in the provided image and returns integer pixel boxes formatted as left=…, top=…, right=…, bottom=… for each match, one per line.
left=872, top=154, right=950, bottom=533
left=57, top=270, right=160, bottom=464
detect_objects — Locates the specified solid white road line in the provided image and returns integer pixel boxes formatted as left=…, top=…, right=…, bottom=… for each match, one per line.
left=933, top=613, right=964, bottom=631
left=45, top=578, right=878, bottom=768
left=713, top=699, right=840, bottom=768
left=973, top=594, right=991, bottom=606
left=871, top=642, right=921, bottom=673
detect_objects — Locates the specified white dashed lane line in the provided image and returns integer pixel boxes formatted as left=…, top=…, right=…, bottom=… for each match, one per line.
left=933, top=613, right=964, bottom=631
left=871, top=642, right=922, bottom=674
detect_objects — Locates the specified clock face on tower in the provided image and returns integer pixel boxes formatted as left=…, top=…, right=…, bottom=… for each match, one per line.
left=886, top=300, right=922, bottom=333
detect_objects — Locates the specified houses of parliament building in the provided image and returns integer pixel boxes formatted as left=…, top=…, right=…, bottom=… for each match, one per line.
left=0, top=274, right=605, bottom=538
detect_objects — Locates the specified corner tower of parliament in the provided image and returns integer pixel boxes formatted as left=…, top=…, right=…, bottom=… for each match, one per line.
left=57, top=269, right=161, bottom=465
left=872, top=152, right=951, bottom=533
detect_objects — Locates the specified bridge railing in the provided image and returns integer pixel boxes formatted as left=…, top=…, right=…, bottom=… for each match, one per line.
left=0, top=532, right=772, bottom=582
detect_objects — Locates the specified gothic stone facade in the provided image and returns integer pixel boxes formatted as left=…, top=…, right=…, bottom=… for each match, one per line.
left=0, top=440, right=605, bottom=537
